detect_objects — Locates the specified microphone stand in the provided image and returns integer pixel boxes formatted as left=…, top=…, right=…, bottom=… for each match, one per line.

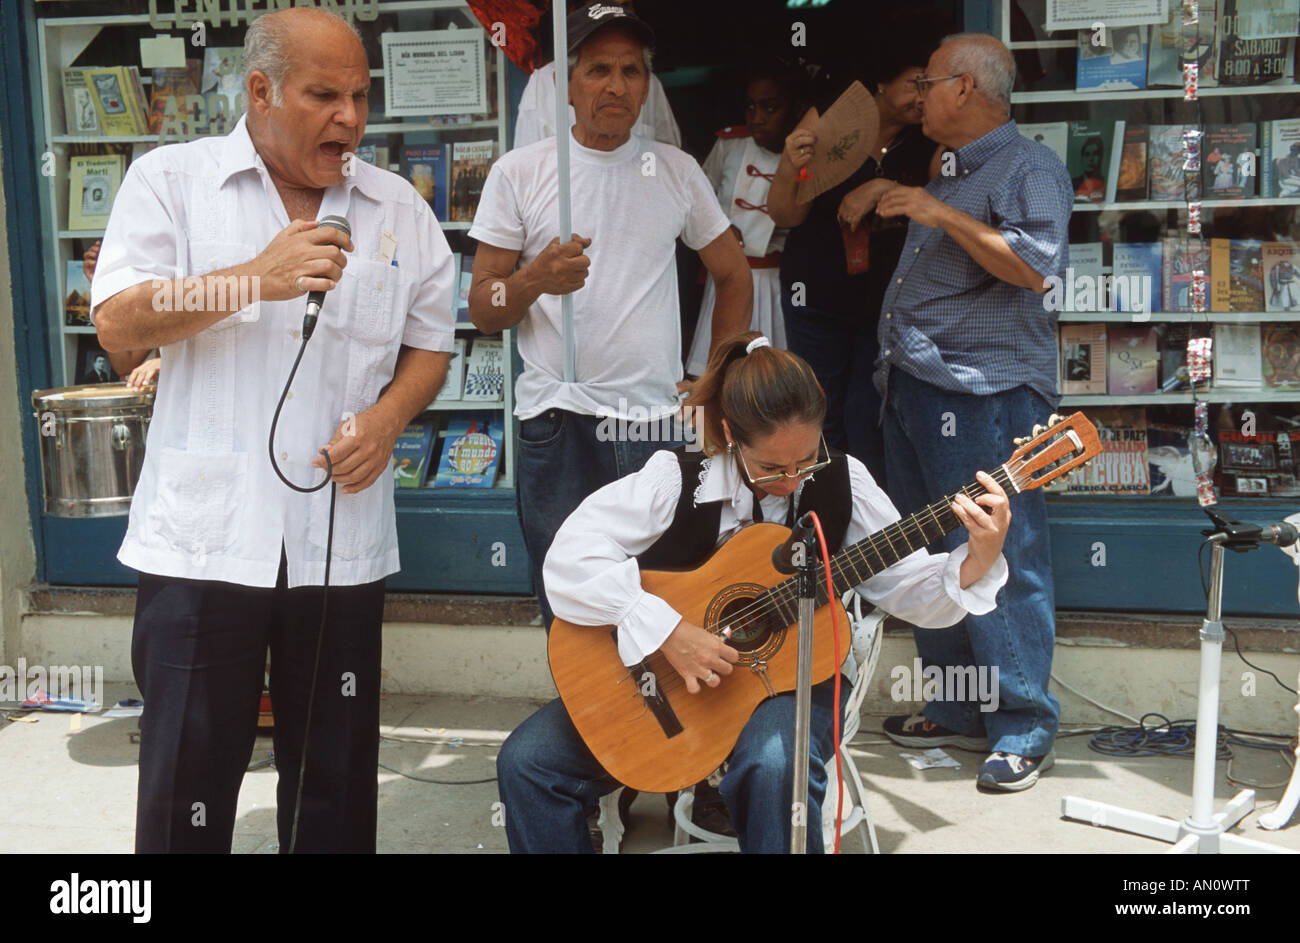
left=789, top=518, right=819, bottom=854
left=1061, top=509, right=1295, bottom=854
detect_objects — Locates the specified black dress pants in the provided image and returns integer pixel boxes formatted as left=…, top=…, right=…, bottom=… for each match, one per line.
left=131, top=548, right=384, bottom=853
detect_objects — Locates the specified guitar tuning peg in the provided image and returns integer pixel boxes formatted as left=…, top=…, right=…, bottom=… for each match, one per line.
left=1049, top=413, right=1064, bottom=426
left=1031, top=423, right=1047, bottom=438
left=1013, top=435, right=1030, bottom=446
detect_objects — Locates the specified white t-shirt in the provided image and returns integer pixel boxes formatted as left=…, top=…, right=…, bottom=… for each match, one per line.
left=469, top=130, right=729, bottom=420
left=513, top=60, right=681, bottom=150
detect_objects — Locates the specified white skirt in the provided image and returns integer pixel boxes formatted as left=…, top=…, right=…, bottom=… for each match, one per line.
left=686, top=266, right=786, bottom=376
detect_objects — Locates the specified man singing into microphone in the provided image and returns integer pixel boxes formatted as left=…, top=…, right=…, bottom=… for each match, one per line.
left=91, top=8, right=455, bottom=852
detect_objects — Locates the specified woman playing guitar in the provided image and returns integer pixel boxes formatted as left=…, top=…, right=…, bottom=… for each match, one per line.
left=497, top=331, right=1013, bottom=853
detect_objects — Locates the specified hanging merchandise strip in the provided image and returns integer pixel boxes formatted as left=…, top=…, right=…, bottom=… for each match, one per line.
left=1182, top=0, right=1199, bottom=101
left=1180, top=5, right=1216, bottom=507
left=1193, top=401, right=1218, bottom=507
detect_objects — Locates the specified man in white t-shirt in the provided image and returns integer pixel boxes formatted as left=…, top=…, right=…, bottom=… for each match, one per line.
left=468, top=1, right=751, bottom=626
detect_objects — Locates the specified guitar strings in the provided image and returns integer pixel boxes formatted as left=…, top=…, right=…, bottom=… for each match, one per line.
left=641, top=457, right=1035, bottom=698
left=700, top=459, right=1024, bottom=636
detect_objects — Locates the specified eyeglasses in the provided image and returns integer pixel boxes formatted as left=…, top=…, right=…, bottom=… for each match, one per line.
left=732, top=434, right=831, bottom=486
left=911, top=73, right=972, bottom=97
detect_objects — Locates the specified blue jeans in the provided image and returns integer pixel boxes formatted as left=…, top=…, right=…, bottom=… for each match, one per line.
left=881, top=369, right=1060, bottom=757
left=515, top=408, right=683, bottom=628
left=497, top=678, right=847, bottom=853
left=782, top=292, right=886, bottom=487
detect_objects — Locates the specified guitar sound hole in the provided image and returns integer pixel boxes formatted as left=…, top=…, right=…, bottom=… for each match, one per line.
left=717, top=596, right=780, bottom=653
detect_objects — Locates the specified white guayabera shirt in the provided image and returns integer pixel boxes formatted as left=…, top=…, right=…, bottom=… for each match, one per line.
left=91, top=116, right=456, bottom=588
left=543, top=449, right=1009, bottom=667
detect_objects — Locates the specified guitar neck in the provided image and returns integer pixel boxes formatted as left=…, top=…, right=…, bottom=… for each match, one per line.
left=764, top=464, right=1019, bottom=623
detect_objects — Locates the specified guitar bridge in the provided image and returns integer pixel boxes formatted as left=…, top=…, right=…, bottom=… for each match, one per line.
left=750, top=659, right=776, bottom=698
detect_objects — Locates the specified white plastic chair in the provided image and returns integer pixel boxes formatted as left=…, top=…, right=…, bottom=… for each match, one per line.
left=656, top=591, right=886, bottom=854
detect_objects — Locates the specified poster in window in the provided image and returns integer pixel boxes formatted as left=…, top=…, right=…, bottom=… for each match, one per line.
left=382, top=30, right=487, bottom=117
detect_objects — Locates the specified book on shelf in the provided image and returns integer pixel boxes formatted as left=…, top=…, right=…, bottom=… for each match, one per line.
left=1261, top=118, right=1300, bottom=197
left=147, top=61, right=202, bottom=137
left=462, top=337, right=505, bottom=402
left=1067, top=121, right=1114, bottom=203
left=392, top=419, right=436, bottom=488
left=1156, top=323, right=1211, bottom=391
left=402, top=144, right=449, bottom=221
left=1112, top=242, right=1163, bottom=316
left=1017, top=122, right=1068, bottom=165
left=1218, top=0, right=1296, bottom=86
left=1114, top=123, right=1149, bottom=201
left=1212, top=322, right=1264, bottom=388
left=1216, top=425, right=1300, bottom=497
left=199, top=47, right=245, bottom=133
left=450, top=140, right=495, bottom=221
left=1054, top=241, right=1103, bottom=311
left=1046, top=407, right=1150, bottom=495
left=434, top=337, right=468, bottom=403
left=67, top=154, right=125, bottom=230
left=1262, top=322, right=1300, bottom=388
left=75, top=334, right=119, bottom=385
left=1262, top=242, right=1300, bottom=313
left=1106, top=325, right=1159, bottom=394
left=1148, top=125, right=1201, bottom=202
left=1060, top=322, right=1107, bottom=395
left=1202, top=123, right=1258, bottom=198
left=354, top=144, right=390, bottom=169
left=1163, top=237, right=1212, bottom=313
left=1147, top=0, right=1220, bottom=88
left=430, top=414, right=504, bottom=488
left=1210, top=238, right=1265, bottom=311
left=61, top=69, right=100, bottom=135
left=456, top=254, right=474, bottom=325
left=1147, top=422, right=1217, bottom=497
left=83, top=67, right=149, bottom=135
left=1076, top=26, right=1148, bottom=91
left=64, top=260, right=91, bottom=327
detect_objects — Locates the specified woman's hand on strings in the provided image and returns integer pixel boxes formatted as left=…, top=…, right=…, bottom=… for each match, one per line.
left=660, top=619, right=739, bottom=694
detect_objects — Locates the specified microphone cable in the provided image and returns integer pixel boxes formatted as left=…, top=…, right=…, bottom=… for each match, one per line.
left=268, top=324, right=337, bottom=855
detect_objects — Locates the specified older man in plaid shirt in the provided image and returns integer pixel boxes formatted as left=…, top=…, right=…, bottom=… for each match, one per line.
left=872, top=33, right=1072, bottom=792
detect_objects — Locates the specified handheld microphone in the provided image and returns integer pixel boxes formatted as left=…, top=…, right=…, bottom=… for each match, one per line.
left=772, top=512, right=817, bottom=574
left=302, top=215, right=351, bottom=340
left=1258, top=521, right=1300, bottom=547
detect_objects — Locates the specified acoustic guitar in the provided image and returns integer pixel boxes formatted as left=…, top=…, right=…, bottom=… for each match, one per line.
left=548, top=413, right=1101, bottom=793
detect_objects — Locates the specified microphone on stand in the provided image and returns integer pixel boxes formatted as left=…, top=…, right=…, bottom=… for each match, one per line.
left=302, top=215, right=351, bottom=340
left=772, top=512, right=817, bottom=575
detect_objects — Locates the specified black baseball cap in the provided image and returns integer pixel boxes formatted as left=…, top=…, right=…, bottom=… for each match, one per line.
left=567, top=3, right=655, bottom=55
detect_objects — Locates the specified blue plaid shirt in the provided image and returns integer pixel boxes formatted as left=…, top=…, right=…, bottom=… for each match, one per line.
left=874, top=120, right=1072, bottom=406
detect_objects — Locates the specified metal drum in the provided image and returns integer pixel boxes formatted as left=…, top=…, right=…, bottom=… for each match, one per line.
left=31, top=383, right=154, bottom=518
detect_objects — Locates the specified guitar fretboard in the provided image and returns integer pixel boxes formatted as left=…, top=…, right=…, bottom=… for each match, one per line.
left=760, top=465, right=1018, bottom=625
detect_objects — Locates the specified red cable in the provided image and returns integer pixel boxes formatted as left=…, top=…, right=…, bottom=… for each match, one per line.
left=805, top=512, right=843, bottom=854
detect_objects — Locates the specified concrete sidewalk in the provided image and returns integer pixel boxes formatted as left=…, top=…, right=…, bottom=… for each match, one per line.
left=2, top=682, right=1298, bottom=854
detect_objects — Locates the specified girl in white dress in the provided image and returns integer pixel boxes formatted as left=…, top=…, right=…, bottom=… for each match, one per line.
left=686, top=63, right=809, bottom=376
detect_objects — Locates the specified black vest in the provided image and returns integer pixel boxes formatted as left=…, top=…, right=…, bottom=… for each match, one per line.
left=637, top=447, right=853, bottom=570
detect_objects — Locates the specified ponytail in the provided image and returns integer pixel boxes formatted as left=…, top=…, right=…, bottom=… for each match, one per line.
left=687, top=331, right=826, bottom=455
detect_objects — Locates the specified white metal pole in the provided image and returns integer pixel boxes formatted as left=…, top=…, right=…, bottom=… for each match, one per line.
left=552, top=3, right=576, bottom=382
left=1188, top=540, right=1227, bottom=829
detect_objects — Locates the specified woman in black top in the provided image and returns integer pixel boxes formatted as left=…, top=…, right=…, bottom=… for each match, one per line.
left=768, top=42, right=943, bottom=489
